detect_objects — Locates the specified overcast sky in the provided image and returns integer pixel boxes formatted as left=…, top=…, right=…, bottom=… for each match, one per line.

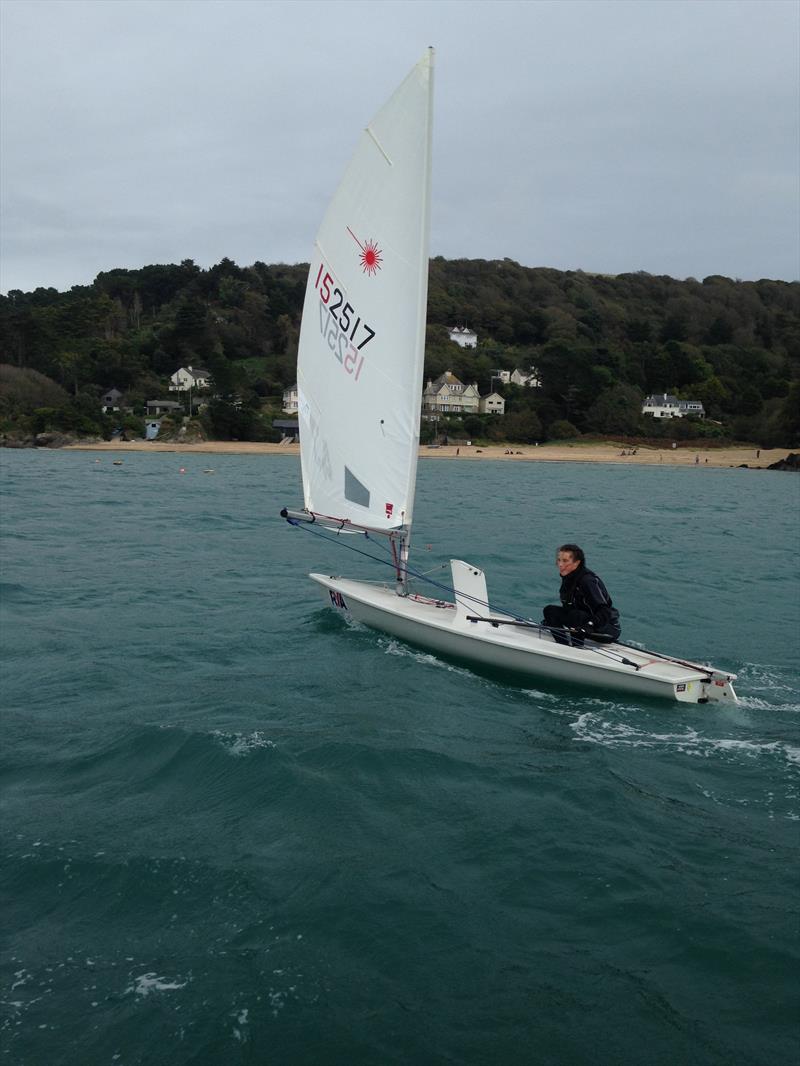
left=1, top=0, right=798, bottom=294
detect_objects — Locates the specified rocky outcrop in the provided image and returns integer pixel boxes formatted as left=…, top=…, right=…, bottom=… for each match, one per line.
left=767, top=452, right=800, bottom=471
left=34, top=431, right=82, bottom=448
left=0, top=435, right=35, bottom=448
left=0, top=431, right=92, bottom=449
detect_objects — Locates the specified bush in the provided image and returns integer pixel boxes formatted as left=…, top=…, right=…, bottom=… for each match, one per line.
left=548, top=419, right=579, bottom=440
left=0, top=365, right=69, bottom=412
left=501, top=410, right=543, bottom=443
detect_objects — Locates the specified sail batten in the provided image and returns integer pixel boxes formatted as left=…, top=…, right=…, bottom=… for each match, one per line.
left=297, top=49, right=434, bottom=537
left=366, top=127, right=394, bottom=166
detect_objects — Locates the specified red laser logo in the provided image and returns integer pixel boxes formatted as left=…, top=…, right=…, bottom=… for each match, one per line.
left=347, top=227, right=383, bottom=276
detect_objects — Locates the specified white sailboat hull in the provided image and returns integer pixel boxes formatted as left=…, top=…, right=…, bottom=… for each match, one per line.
left=309, top=563, right=738, bottom=705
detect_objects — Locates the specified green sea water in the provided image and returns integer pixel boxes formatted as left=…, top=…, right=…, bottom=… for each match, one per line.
left=1, top=449, right=798, bottom=1065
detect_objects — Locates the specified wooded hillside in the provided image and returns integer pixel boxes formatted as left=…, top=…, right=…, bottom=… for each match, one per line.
left=1, top=257, right=798, bottom=445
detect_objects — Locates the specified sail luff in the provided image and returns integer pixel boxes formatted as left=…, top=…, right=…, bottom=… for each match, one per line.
left=401, top=46, right=434, bottom=552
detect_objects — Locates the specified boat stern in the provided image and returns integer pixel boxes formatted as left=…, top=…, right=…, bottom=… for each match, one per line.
left=674, top=672, right=738, bottom=704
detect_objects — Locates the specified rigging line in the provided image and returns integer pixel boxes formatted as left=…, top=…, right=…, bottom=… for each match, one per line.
left=360, top=529, right=699, bottom=672
left=383, top=553, right=529, bottom=622
left=287, top=520, right=641, bottom=669
left=362, top=529, right=445, bottom=577
left=286, top=517, right=409, bottom=571
left=462, top=614, right=641, bottom=669
left=288, top=517, right=536, bottom=625
left=418, top=563, right=451, bottom=577
left=612, top=640, right=719, bottom=674
left=359, top=529, right=537, bottom=622
left=290, top=515, right=546, bottom=623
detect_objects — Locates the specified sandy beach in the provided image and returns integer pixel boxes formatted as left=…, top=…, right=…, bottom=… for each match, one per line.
left=62, top=439, right=789, bottom=469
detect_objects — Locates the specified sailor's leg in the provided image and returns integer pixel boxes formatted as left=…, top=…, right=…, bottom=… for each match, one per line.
left=542, top=605, right=571, bottom=645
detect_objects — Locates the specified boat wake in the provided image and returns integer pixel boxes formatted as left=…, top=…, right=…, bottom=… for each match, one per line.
left=378, top=634, right=484, bottom=679
left=735, top=662, right=800, bottom=710
left=569, top=712, right=800, bottom=765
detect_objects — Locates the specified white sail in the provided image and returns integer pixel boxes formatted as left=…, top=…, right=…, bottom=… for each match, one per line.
left=297, top=49, right=434, bottom=532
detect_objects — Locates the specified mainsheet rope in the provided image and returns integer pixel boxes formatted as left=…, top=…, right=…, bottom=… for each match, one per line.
left=284, top=516, right=643, bottom=669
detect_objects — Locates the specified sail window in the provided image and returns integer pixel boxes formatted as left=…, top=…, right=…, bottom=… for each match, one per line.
left=344, top=467, right=370, bottom=509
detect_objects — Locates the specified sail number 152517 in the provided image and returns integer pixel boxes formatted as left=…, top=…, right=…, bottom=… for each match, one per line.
left=315, top=265, right=376, bottom=354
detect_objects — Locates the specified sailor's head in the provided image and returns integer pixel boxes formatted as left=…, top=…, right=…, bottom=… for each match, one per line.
left=556, top=543, right=584, bottom=577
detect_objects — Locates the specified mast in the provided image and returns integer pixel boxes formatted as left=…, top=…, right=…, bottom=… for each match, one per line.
left=399, top=46, right=435, bottom=595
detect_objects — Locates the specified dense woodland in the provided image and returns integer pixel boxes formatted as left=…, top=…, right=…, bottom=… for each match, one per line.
left=1, top=256, right=798, bottom=446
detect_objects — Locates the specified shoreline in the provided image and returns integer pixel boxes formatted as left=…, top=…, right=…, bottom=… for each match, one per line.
left=59, top=440, right=789, bottom=469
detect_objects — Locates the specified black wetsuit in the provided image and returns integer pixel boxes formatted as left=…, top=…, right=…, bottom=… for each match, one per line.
left=542, top=565, right=621, bottom=644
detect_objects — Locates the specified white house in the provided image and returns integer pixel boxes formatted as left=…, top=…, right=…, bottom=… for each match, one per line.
left=422, top=371, right=480, bottom=415
left=479, top=392, right=505, bottom=415
left=447, top=326, right=478, bottom=349
left=169, top=365, right=212, bottom=392
left=510, top=367, right=541, bottom=388
left=282, top=384, right=299, bottom=415
left=491, top=367, right=541, bottom=388
left=642, top=393, right=705, bottom=419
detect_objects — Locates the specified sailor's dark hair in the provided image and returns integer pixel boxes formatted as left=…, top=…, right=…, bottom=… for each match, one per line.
left=558, top=543, right=585, bottom=565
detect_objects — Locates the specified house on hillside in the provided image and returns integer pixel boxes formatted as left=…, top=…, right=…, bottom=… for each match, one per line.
left=447, top=326, right=478, bottom=349
left=642, top=393, right=705, bottom=419
left=169, top=366, right=212, bottom=392
left=491, top=367, right=541, bottom=389
left=510, top=367, right=541, bottom=388
left=100, top=388, right=124, bottom=413
left=422, top=371, right=480, bottom=415
left=479, top=392, right=505, bottom=415
left=282, top=384, right=299, bottom=414
left=145, top=399, right=183, bottom=416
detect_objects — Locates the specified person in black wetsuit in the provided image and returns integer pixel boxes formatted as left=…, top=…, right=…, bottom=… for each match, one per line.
left=542, top=543, right=621, bottom=645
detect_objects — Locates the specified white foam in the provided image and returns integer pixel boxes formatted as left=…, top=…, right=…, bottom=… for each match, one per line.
left=738, top=696, right=778, bottom=710
left=379, top=637, right=473, bottom=677
left=570, top=712, right=800, bottom=769
left=126, top=972, right=187, bottom=996
left=520, top=687, right=564, bottom=704
left=212, top=730, right=276, bottom=757
left=232, top=1008, right=249, bottom=1043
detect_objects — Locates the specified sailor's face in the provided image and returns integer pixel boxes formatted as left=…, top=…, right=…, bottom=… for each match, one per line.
left=557, top=551, right=580, bottom=577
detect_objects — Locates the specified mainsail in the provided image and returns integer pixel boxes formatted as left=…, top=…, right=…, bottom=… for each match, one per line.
left=296, top=49, right=434, bottom=533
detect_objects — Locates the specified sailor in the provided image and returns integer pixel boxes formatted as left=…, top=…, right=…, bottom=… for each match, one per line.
left=542, top=544, right=621, bottom=645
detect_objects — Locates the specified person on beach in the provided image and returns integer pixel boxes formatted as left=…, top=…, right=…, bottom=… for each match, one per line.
left=542, top=544, right=621, bottom=646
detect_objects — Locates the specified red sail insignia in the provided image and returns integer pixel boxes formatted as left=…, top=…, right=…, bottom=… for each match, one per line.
left=347, top=227, right=383, bottom=276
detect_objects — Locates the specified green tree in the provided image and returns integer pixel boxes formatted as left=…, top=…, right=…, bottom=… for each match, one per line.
left=548, top=419, right=579, bottom=440
left=585, top=384, right=642, bottom=435
left=501, top=409, right=543, bottom=443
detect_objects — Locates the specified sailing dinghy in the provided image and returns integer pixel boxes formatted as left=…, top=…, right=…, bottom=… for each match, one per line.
left=282, top=49, right=738, bottom=706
